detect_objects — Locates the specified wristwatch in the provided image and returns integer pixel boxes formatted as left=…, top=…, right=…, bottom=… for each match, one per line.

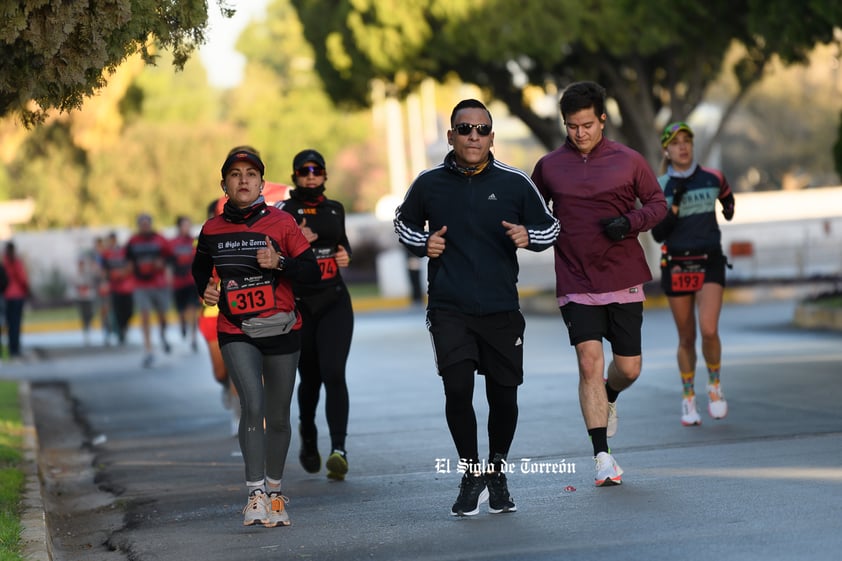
left=276, top=254, right=286, bottom=271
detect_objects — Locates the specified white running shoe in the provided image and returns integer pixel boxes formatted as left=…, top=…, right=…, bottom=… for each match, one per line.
left=242, top=490, right=269, bottom=526
left=221, top=386, right=233, bottom=410
left=594, top=452, right=623, bottom=486
left=607, top=402, right=618, bottom=438
left=707, top=384, right=728, bottom=419
left=229, top=392, right=241, bottom=437
left=681, top=396, right=702, bottom=426
left=264, top=493, right=291, bottom=527
left=230, top=413, right=240, bottom=437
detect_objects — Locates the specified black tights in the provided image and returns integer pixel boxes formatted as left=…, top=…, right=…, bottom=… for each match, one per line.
left=297, top=288, right=354, bottom=451
left=441, top=360, right=518, bottom=464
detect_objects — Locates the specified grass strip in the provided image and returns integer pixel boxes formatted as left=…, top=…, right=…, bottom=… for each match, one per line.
left=0, top=380, right=23, bottom=561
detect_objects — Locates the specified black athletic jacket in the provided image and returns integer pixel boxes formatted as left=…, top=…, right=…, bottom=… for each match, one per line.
left=277, top=194, right=351, bottom=299
left=394, top=152, right=559, bottom=315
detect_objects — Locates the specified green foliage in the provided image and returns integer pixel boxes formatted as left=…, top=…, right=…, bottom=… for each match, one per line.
left=0, top=0, right=225, bottom=125
left=0, top=164, right=10, bottom=200
left=85, top=121, right=239, bottom=227
left=0, top=0, right=385, bottom=229
left=723, top=50, right=842, bottom=190
left=228, top=0, right=382, bottom=210
left=8, top=122, right=88, bottom=229
left=747, top=0, right=840, bottom=63
left=292, top=0, right=842, bottom=164
left=130, top=51, right=221, bottom=124
left=2, top=10, right=248, bottom=229
left=2, top=0, right=837, bottom=233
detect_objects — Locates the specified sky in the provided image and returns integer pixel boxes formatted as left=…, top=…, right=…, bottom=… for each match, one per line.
left=198, top=1, right=269, bottom=89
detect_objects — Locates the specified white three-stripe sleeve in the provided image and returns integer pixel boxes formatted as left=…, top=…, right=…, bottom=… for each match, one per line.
left=493, top=160, right=559, bottom=250
left=393, top=167, right=439, bottom=250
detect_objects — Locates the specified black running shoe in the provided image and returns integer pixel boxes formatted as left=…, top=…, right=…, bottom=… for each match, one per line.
left=450, top=473, right=488, bottom=516
left=486, top=471, right=517, bottom=513
left=299, top=425, right=321, bottom=474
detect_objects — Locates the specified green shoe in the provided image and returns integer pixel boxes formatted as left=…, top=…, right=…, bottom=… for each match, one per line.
left=326, top=450, right=348, bottom=481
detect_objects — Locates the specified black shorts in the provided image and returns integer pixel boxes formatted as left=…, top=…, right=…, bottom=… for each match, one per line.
left=660, top=249, right=727, bottom=297
left=559, top=301, right=642, bottom=357
left=173, top=285, right=200, bottom=312
left=426, top=308, right=525, bottom=387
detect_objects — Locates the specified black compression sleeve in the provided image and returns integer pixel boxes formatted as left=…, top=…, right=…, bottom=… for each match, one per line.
left=651, top=210, right=679, bottom=243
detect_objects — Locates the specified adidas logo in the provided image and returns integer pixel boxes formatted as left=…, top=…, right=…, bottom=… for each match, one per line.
left=488, top=193, right=497, bottom=201
left=515, top=337, right=522, bottom=346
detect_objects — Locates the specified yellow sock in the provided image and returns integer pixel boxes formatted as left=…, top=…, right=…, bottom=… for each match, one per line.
left=707, top=363, right=721, bottom=386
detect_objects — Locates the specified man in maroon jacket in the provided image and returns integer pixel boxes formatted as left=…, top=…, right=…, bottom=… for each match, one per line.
left=532, top=81, right=667, bottom=487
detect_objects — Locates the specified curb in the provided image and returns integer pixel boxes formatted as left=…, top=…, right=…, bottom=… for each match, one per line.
left=11, top=295, right=409, bottom=561
left=18, top=381, right=52, bottom=561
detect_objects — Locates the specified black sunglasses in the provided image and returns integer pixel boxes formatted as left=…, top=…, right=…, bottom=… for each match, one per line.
left=295, top=165, right=326, bottom=177
left=452, top=123, right=492, bottom=136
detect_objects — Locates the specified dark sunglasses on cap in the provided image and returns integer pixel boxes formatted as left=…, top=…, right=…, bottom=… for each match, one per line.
left=452, top=123, right=492, bottom=136
left=295, top=165, right=326, bottom=177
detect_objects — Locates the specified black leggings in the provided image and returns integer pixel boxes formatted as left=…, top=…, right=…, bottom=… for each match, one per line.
left=297, top=287, right=354, bottom=451
left=441, top=360, right=519, bottom=464
left=111, top=291, right=134, bottom=343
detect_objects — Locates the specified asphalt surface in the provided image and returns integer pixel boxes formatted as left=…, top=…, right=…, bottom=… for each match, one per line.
left=6, top=298, right=842, bottom=561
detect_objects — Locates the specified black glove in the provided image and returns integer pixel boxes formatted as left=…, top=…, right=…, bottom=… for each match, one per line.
left=720, top=193, right=735, bottom=220
left=600, top=215, right=631, bottom=241
left=671, top=183, right=687, bottom=206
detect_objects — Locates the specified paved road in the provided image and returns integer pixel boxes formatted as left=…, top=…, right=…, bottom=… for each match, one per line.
left=8, top=299, right=842, bottom=561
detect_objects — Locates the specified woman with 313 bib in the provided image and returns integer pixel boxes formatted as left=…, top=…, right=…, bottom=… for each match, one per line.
left=651, top=122, right=735, bottom=427
left=192, top=148, right=319, bottom=527
left=276, top=149, right=354, bottom=481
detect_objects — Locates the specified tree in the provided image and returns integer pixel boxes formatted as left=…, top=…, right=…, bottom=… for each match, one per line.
left=718, top=44, right=842, bottom=190
left=227, top=0, right=383, bottom=210
left=4, top=47, right=240, bottom=229
left=291, top=0, right=842, bottom=167
left=1, top=0, right=384, bottom=229
left=0, top=0, right=232, bottom=125
left=9, top=120, right=88, bottom=229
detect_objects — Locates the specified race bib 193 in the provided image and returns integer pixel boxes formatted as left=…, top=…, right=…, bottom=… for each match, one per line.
left=670, top=271, right=704, bottom=292
left=666, top=253, right=708, bottom=293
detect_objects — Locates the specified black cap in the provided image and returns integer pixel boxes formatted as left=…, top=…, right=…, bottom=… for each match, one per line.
left=221, top=150, right=265, bottom=178
left=293, top=149, right=326, bottom=171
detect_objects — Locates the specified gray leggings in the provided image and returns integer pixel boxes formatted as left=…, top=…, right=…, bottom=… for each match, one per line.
left=221, top=341, right=299, bottom=484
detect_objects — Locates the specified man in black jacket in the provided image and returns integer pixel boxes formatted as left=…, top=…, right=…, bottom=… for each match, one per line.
left=394, top=98, right=559, bottom=517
